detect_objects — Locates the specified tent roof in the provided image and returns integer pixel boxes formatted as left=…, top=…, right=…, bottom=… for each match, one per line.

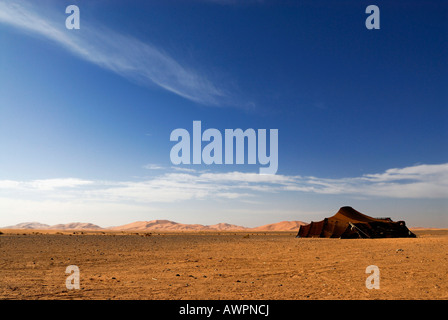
left=329, top=206, right=388, bottom=224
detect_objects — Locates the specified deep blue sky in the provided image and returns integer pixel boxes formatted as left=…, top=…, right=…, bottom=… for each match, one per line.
left=0, top=0, right=447, bottom=227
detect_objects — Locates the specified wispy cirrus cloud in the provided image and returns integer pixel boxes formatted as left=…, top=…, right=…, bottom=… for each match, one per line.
left=0, top=0, right=229, bottom=106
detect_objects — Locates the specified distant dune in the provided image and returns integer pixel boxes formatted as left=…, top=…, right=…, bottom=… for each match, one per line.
left=409, top=227, right=448, bottom=230
left=3, top=220, right=306, bottom=232
left=49, top=223, right=103, bottom=230
left=210, top=223, right=248, bottom=231
left=107, top=220, right=248, bottom=232
left=3, top=222, right=52, bottom=229
left=108, top=220, right=306, bottom=232
left=3, top=222, right=102, bottom=230
left=250, top=221, right=307, bottom=231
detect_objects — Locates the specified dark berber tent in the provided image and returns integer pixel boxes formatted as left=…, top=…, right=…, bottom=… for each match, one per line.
left=296, top=206, right=416, bottom=239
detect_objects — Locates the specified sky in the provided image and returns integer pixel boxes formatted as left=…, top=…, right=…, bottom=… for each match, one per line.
left=0, top=0, right=447, bottom=228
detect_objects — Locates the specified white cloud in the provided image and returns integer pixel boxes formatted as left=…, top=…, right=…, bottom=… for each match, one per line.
left=305, top=163, right=448, bottom=198
left=27, top=178, right=93, bottom=191
left=0, top=178, right=93, bottom=191
left=0, top=164, right=447, bottom=207
left=0, top=0, right=229, bottom=106
left=0, top=163, right=446, bottom=226
left=143, top=164, right=165, bottom=170
left=171, top=167, right=198, bottom=173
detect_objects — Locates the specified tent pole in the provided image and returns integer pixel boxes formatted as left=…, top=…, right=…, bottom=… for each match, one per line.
left=349, top=222, right=371, bottom=239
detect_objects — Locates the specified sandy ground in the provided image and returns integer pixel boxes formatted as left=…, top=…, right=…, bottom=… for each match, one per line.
left=0, top=229, right=447, bottom=300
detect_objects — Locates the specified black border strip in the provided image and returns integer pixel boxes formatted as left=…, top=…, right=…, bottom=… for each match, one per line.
left=1, top=300, right=446, bottom=318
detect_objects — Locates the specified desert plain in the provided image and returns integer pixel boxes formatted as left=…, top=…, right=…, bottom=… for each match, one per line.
left=0, top=229, right=447, bottom=300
